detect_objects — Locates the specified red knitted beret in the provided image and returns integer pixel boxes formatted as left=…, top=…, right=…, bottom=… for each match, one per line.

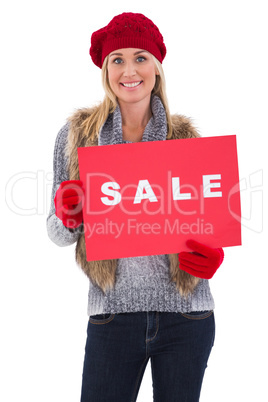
left=90, top=12, right=166, bottom=68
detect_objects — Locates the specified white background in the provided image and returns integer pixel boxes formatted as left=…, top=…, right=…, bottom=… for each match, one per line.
left=1, top=0, right=267, bottom=401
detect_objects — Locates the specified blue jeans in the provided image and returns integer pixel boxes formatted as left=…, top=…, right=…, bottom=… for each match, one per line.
left=80, top=311, right=215, bottom=402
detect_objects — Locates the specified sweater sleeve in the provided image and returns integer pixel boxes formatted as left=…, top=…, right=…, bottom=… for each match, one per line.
left=46, top=122, right=82, bottom=246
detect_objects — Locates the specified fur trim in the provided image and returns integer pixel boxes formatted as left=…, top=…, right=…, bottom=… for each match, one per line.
left=76, top=229, right=118, bottom=293
left=171, top=114, right=200, bottom=139
left=168, top=253, right=200, bottom=296
left=66, top=107, right=201, bottom=296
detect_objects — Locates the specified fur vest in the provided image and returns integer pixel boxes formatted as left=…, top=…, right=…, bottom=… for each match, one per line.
left=65, top=106, right=201, bottom=297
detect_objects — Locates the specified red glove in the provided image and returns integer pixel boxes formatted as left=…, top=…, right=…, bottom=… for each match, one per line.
left=178, top=240, right=224, bottom=279
left=54, top=180, right=85, bottom=228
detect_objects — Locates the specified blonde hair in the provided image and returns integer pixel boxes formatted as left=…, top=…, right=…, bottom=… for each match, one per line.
left=81, top=54, right=173, bottom=140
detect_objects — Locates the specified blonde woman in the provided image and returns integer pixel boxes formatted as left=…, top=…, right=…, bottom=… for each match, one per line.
left=47, top=12, right=224, bottom=402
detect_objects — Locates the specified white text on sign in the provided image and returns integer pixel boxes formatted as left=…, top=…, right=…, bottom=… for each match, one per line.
left=101, top=174, right=222, bottom=206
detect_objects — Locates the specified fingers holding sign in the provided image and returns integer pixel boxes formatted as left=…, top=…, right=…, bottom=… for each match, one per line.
left=178, top=240, right=224, bottom=280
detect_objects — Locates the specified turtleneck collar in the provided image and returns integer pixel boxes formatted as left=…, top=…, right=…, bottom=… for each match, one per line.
left=98, top=95, right=167, bottom=146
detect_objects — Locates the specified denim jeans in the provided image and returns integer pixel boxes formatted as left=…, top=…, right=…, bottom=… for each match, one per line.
left=80, top=310, right=215, bottom=402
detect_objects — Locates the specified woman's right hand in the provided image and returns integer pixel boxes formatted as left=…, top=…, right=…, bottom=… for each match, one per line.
left=54, top=180, right=85, bottom=228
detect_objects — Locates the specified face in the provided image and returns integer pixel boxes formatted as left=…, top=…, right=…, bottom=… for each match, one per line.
left=107, top=48, right=159, bottom=107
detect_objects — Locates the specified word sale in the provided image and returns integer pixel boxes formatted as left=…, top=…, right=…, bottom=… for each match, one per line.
left=100, top=175, right=222, bottom=205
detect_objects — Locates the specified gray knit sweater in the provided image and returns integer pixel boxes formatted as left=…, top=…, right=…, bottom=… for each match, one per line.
left=47, top=96, right=215, bottom=316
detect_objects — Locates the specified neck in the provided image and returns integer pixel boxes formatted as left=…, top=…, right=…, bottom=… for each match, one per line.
left=118, top=96, right=153, bottom=142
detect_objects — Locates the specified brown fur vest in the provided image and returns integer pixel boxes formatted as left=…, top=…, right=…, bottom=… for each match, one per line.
left=65, top=106, right=201, bottom=297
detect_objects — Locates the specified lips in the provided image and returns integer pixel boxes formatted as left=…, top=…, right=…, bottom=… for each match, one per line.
left=120, top=81, right=143, bottom=88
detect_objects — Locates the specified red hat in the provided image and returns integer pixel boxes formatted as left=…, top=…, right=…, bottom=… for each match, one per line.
left=90, top=12, right=166, bottom=68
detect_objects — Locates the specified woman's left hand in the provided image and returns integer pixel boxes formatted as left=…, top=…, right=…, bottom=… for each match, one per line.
left=178, top=240, right=224, bottom=279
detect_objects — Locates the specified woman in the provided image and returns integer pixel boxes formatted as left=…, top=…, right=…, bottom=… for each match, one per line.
left=47, top=12, right=224, bottom=402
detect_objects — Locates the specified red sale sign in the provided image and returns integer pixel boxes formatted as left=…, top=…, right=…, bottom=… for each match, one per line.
left=77, top=135, right=241, bottom=261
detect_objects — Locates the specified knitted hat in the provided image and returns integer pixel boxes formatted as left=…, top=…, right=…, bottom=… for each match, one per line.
left=90, top=12, right=166, bottom=68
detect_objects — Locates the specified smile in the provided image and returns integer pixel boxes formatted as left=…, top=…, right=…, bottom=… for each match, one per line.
left=120, top=81, right=143, bottom=88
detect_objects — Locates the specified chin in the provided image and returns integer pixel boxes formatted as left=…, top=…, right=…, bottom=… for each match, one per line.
left=117, top=91, right=152, bottom=105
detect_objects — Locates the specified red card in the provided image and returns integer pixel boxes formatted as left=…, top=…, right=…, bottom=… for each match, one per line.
left=77, top=135, right=241, bottom=261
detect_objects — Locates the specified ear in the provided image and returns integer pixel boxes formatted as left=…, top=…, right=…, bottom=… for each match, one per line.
left=154, top=64, right=160, bottom=75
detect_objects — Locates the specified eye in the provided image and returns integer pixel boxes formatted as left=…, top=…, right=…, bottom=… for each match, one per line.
left=137, top=56, right=146, bottom=62
left=113, top=57, right=123, bottom=64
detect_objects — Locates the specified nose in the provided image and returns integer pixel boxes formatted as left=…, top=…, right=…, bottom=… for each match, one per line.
left=122, top=60, right=136, bottom=77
